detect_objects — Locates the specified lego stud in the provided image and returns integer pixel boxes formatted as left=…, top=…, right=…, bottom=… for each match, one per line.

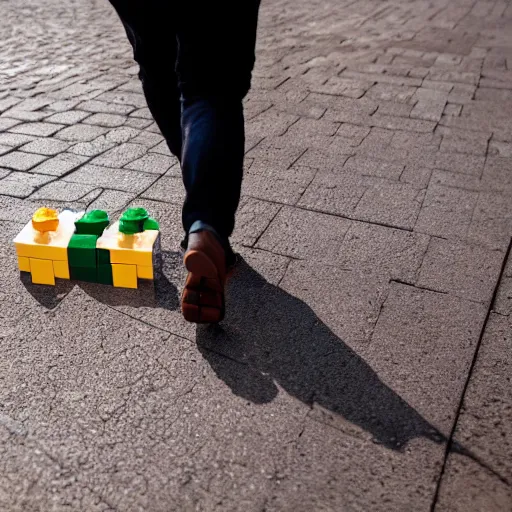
left=119, top=207, right=149, bottom=235
left=75, top=209, right=110, bottom=236
left=32, top=207, right=59, bottom=233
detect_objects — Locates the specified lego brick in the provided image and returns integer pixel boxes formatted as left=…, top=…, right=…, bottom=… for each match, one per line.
left=29, top=258, right=55, bottom=285
left=67, top=234, right=98, bottom=268
left=96, top=220, right=159, bottom=266
left=14, top=210, right=82, bottom=261
left=112, top=263, right=138, bottom=289
left=74, top=209, right=110, bottom=236
left=17, top=256, right=30, bottom=273
left=97, top=248, right=110, bottom=265
left=137, top=265, right=153, bottom=280
left=70, top=266, right=97, bottom=283
left=53, top=260, right=70, bottom=279
left=97, top=264, right=113, bottom=285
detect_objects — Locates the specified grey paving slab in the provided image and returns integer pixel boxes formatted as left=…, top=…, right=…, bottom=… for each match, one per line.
left=0, top=150, right=48, bottom=171
left=45, top=110, right=91, bottom=124
left=62, top=164, right=156, bottom=193
left=256, top=205, right=351, bottom=260
left=124, top=152, right=176, bottom=174
left=338, top=221, right=430, bottom=282
left=0, top=171, right=54, bottom=198
left=436, top=313, right=512, bottom=511
left=90, top=142, right=147, bottom=167
left=30, top=180, right=101, bottom=202
left=417, top=238, right=505, bottom=303
left=9, top=121, right=64, bottom=136
left=30, top=152, right=88, bottom=176
left=20, top=137, right=70, bottom=155
left=231, top=197, right=281, bottom=246
left=55, top=123, right=109, bottom=142
left=365, top=282, right=487, bottom=432
left=140, top=176, right=185, bottom=204
left=415, top=183, right=479, bottom=239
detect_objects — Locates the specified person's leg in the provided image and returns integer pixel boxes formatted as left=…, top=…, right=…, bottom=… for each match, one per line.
left=109, top=0, right=182, bottom=159
left=177, top=0, right=261, bottom=323
left=177, top=0, right=261, bottom=248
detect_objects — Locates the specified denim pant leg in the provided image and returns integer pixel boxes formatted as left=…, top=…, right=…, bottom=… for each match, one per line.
left=176, top=0, right=261, bottom=242
left=109, top=0, right=182, bottom=159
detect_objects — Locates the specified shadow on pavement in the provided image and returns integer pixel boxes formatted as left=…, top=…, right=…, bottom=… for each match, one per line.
left=197, top=257, right=447, bottom=451
left=20, top=271, right=74, bottom=309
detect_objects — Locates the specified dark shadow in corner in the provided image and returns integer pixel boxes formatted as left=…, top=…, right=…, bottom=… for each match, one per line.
left=81, top=250, right=181, bottom=310
left=20, top=271, right=74, bottom=309
left=197, top=258, right=446, bottom=451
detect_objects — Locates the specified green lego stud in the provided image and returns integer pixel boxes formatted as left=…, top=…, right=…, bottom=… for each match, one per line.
left=119, top=207, right=149, bottom=235
left=143, top=217, right=159, bottom=231
left=68, top=234, right=98, bottom=268
left=75, top=210, right=110, bottom=236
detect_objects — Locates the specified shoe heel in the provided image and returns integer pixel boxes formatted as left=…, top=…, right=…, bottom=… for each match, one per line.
left=184, top=249, right=218, bottom=278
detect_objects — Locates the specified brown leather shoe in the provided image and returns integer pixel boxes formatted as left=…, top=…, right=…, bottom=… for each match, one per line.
left=181, top=230, right=227, bottom=323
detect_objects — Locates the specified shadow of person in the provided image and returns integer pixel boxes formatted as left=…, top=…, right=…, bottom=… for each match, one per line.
left=196, top=258, right=446, bottom=451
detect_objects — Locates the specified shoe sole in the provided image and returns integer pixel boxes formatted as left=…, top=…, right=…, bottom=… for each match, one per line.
left=181, top=249, right=225, bottom=324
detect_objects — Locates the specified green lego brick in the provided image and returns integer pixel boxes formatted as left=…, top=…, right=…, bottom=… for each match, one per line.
left=97, top=264, right=113, bottom=285
left=119, top=207, right=149, bottom=234
left=67, top=234, right=98, bottom=268
left=97, top=247, right=111, bottom=265
left=74, top=210, right=110, bottom=236
left=70, top=266, right=97, bottom=283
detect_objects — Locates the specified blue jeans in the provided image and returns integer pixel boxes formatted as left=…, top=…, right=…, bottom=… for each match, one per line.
left=109, top=0, right=261, bottom=250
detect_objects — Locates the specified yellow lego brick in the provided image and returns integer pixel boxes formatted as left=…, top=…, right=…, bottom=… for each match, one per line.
left=96, top=221, right=159, bottom=267
left=53, top=260, right=70, bottom=279
left=14, top=210, right=83, bottom=261
left=112, top=263, right=138, bottom=289
left=29, top=258, right=55, bottom=285
left=17, top=256, right=30, bottom=272
left=137, top=265, right=153, bottom=280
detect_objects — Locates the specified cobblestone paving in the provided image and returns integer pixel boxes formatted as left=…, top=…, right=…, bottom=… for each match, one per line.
left=1, top=0, right=512, bottom=510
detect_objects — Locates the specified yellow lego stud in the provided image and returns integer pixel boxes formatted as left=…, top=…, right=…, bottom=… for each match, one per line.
left=14, top=209, right=82, bottom=261
left=32, top=207, right=59, bottom=233
left=17, top=256, right=30, bottom=273
left=112, top=263, right=138, bottom=289
left=137, top=265, right=153, bottom=280
left=29, top=258, right=55, bottom=285
left=53, top=260, right=70, bottom=279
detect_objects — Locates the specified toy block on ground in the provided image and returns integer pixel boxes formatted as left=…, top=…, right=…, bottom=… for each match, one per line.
left=14, top=206, right=160, bottom=289
left=53, top=260, right=70, bottom=279
left=70, top=266, right=98, bottom=283
left=111, top=263, right=138, bottom=289
left=14, top=208, right=82, bottom=262
left=29, top=258, right=55, bottom=285
left=67, top=234, right=99, bottom=268
left=17, top=256, right=30, bottom=273
left=97, top=264, right=113, bottom=285
left=96, top=208, right=161, bottom=284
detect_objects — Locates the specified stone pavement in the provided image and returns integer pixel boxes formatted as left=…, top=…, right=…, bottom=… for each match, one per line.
left=1, top=0, right=512, bottom=509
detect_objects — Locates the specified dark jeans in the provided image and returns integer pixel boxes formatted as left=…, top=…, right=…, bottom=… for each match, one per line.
left=109, top=0, right=261, bottom=248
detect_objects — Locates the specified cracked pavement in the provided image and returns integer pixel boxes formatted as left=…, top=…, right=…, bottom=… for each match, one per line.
left=1, top=0, right=512, bottom=510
